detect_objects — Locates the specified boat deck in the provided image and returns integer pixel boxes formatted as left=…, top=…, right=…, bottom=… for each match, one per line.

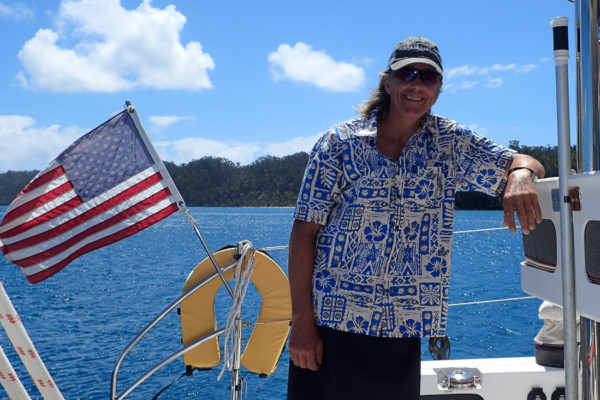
left=421, top=356, right=565, bottom=399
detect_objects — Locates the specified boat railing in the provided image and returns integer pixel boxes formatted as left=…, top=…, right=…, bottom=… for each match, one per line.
left=110, top=224, right=542, bottom=399
left=110, top=259, right=239, bottom=399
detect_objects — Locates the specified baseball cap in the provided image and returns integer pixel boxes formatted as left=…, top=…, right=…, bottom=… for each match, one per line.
left=387, top=37, right=443, bottom=75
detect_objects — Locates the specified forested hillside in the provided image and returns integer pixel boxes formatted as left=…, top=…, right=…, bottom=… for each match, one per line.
left=165, top=153, right=308, bottom=206
left=0, top=143, right=574, bottom=208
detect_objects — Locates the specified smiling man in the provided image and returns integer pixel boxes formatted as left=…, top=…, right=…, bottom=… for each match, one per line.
left=286, top=37, right=544, bottom=399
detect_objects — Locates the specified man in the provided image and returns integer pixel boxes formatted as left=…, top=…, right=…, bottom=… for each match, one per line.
left=287, top=37, right=544, bottom=399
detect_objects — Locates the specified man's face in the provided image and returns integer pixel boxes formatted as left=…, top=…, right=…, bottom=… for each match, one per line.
left=385, top=63, right=441, bottom=121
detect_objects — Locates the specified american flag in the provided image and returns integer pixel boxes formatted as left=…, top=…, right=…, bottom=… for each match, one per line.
left=0, top=106, right=184, bottom=283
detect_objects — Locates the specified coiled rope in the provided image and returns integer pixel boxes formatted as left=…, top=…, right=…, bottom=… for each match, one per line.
left=217, top=241, right=256, bottom=381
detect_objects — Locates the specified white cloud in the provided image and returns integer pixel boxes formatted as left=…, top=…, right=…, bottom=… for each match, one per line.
left=516, top=63, right=537, bottom=73
left=0, top=115, right=84, bottom=172
left=490, top=63, right=517, bottom=72
left=263, top=134, right=321, bottom=157
left=490, top=63, right=538, bottom=73
left=149, top=116, right=186, bottom=129
left=445, top=65, right=483, bottom=80
left=484, top=78, right=503, bottom=88
left=153, top=133, right=320, bottom=166
left=154, top=138, right=262, bottom=165
left=0, top=2, right=34, bottom=20
left=268, top=42, right=365, bottom=92
left=17, top=0, right=214, bottom=92
left=444, top=62, right=538, bottom=92
left=148, top=115, right=195, bottom=134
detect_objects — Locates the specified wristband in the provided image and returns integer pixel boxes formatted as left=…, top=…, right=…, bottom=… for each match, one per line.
left=508, top=166, right=538, bottom=184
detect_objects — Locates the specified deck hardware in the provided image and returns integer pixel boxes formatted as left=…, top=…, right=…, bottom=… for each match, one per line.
left=434, top=367, right=481, bottom=390
left=568, top=187, right=581, bottom=211
left=551, top=187, right=580, bottom=211
left=551, top=386, right=565, bottom=399
left=428, top=336, right=451, bottom=360
left=527, top=386, right=547, bottom=400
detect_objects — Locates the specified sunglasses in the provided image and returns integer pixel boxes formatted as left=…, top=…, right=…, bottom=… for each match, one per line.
left=393, top=67, right=440, bottom=86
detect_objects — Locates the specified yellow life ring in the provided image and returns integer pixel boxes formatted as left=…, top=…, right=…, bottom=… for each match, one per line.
left=180, top=247, right=291, bottom=376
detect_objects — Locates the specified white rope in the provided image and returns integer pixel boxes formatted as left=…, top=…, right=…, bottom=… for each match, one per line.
left=181, top=206, right=197, bottom=227
left=449, top=295, right=536, bottom=307
left=453, top=226, right=516, bottom=234
left=0, top=282, right=64, bottom=399
left=217, top=241, right=256, bottom=381
left=258, top=245, right=288, bottom=252
left=0, top=343, right=30, bottom=399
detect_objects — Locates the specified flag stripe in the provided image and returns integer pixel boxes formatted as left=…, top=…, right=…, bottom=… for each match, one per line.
left=0, top=173, right=72, bottom=234
left=1, top=172, right=164, bottom=254
left=12, top=188, right=173, bottom=267
left=0, top=189, right=80, bottom=239
left=1, top=163, right=64, bottom=217
left=2, top=180, right=75, bottom=226
left=23, top=202, right=179, bottom=284
left=19, top=165, right=65, bottom=196
left=0, top=196, right=83, bottom=241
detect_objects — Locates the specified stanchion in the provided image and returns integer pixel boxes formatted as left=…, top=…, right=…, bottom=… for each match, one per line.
left=550, top=16, right=578, bottom=400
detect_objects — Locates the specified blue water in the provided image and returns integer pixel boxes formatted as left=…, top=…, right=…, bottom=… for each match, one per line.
left=0, top=207, right=542, bottom=399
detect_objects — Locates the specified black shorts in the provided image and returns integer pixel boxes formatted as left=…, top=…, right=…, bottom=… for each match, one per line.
left=287, top=326, right=421, bottom=400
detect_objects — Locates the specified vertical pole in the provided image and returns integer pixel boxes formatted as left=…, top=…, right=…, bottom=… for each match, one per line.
left=581, top=318, right=600, bottom=399
left=551, top=16, right=579, bottom=400
left=228, top=243, right=248, bottom=400
left=229, top=316, right=243, bottom=400
left=575, top=1, right=600, bottom=399
left=576, top=0, right=600, bottom=172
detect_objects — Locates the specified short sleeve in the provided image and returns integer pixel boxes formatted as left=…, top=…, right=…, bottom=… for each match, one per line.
left=293, top=130, right=344, bottom=225
left=454, top=127, right=516, bottom=197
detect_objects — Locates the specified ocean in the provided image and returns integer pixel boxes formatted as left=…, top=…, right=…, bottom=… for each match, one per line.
left=0, top=207, right=543, bottom=399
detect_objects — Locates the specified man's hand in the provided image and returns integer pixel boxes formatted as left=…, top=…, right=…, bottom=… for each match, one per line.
left=288, top=317, right=323, bottom=371
left=502, top=166, right=543, bottom=234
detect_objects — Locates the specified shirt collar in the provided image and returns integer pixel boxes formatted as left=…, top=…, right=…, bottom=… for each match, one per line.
left=358, top=111, right=437, bottom=136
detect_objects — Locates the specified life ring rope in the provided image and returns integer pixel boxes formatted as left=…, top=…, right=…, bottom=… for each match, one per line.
left=180, top=243, right=292, bottom=376
left=218, top=240, right=255, bottom=380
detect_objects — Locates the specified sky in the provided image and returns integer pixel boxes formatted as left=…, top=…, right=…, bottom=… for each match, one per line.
left=0, top=0, right=579, bottom=173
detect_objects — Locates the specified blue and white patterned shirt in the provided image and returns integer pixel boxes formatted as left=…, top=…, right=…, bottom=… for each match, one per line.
left=294, top=113, right=515, bottom=338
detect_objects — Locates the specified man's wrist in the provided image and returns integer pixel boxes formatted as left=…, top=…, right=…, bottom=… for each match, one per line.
left=508, top=166, right=538, bottom=184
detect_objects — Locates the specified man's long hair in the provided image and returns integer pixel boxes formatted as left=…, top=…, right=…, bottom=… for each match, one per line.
left=357, top=70, right=391, bottom=121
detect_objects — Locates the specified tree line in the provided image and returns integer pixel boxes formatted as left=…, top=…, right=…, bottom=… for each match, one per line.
left=0, top=142, right=574, bottom=209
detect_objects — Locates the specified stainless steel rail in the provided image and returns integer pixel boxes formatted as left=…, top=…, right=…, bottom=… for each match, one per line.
left=110, top=261, right=238, bottom=399
left=551, top=16, right=578, bottom=400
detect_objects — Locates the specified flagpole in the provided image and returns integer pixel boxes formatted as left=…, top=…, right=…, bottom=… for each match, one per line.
left=124, top=103, right=234, bottom=298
